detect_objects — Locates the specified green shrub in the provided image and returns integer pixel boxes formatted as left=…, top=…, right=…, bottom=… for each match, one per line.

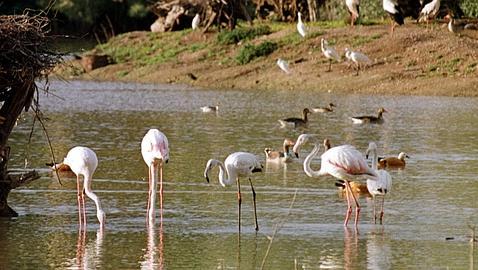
left=236, top=41, right=278, bottom=65
left=217, top=25, right=272, bottom=45
left=462, top=0, right=478, bottom=17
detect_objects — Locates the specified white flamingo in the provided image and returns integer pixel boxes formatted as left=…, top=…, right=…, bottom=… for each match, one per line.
left=141, top=128, right=169, bottom=225
left=345, top=48, right=372, bottom=75
left=345, top=0, right=360, bottom=26
left=293, top=134, right=377, bottom=227
left=192, top=13, right=200, bottom=30
left=204, top=152, right=263, bottom=231
left=63, top=146, right=105, bottom=229
left=365, top=142, right=392, bottom=224
left=321, top=39, right=341, bottom=72
left=276, top=58, right=291, bottom=74
left=297, top=12, right=307, bottom=38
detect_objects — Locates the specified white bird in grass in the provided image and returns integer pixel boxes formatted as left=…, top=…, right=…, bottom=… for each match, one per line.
left=204, top=152, right=263, bottom=232
left=141, top=128, right=169, bottom=225
left=192, top=13, right=200, bottom=30
left=321, top=39, right=341, bottom=72
left=297, top=12, right=307, bottom=38
left=365, top=142, right=392, bottom=224
left=62, top=146, right=105, bottom=229
left=293, top=134, right=377, bottom=227
left=345, top=0, right=360, bottom=26
left=276, top=58, right=291, bottom=74
left=345, top=48, right=372, bottom=75
left=418, top=0, right=440, bottom=26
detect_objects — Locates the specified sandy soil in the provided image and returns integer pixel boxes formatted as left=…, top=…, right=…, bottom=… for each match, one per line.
left=55, top=21, right=478, bottom=97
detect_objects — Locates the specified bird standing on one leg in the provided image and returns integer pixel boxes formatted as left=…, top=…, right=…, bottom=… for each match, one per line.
left=141, top=128, right=169, bottom=226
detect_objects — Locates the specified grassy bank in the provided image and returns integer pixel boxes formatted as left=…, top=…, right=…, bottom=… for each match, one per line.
left=55, top=20, right=478, bottom=97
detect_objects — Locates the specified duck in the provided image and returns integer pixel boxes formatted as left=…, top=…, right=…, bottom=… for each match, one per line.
left=345, top=0, right=360, bottom=26
left=351, top=107, right=387, bottom=124
left=321, top=39, right=341, bottom=72
left=264, top=138, right=296, bottom=163
left=278, top=108, right=311, bottom=128
left=311, top=103, right=335, bottom=113
left=378, top=152, right=409, bottom=169
left=200, top=105, right=219, bottom=113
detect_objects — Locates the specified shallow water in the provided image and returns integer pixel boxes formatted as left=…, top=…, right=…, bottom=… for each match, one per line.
left=1, top=80, right=477, bottom=269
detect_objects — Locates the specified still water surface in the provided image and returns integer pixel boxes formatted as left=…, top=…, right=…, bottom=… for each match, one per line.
left=1, top=80, right=477, bottom=269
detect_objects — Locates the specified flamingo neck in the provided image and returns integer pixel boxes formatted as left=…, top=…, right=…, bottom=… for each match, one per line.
left=216, top=161, right=236, bottom=187
left=370, top=148, right=378, bottom=171
left=83, top=172, right=105, bottom=227
left=303, top=143, right=326, bottom=177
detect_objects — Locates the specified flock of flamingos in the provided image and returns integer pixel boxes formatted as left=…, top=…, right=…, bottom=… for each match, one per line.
left=50, top=104, right=410, bottom=234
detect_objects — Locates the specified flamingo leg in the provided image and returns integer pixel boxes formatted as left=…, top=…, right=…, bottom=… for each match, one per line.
left=76, top=175, right=83, bottom=228
left=82, top=188, right=86, bottom=227
left=248, top=178, right=259, bottom=231
left=379, top=195, right=385, bottom=224
left=236, top=177, right=242, bottom=233
left=146, top=165, right=152, bottom=225
left=344, top=180, right=360, bottom=226
left=343, top=181, right=353, bottom=226
left=159, top=161, right=164, bottom=222
left=372, top=195, right=377, bottom=224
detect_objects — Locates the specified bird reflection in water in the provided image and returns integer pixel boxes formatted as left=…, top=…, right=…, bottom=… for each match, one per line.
left=343, top=227, right=360, bottom=269
left=74, top=228, right=104, bottom=269
left=140, top=219, right=165, bottom=269
left=366, top=227, right=392, bottom=270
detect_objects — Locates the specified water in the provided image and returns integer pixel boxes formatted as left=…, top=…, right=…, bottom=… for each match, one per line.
left=1, top=80, right=477, bottom=269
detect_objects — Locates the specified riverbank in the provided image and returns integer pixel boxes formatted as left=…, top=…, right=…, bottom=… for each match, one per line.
left=55, top=21, right=478, bottom=97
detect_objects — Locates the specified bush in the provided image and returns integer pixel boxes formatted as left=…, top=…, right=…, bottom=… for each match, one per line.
left=217, top=25, right=272, bottom=45
left=462, top=0, right=478, bottom=17
left=236, top=41, right=278, bottom=65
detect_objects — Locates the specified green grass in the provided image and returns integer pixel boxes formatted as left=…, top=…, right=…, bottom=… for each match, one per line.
left=236, top=41, right=278, bottom=64
left=216, top=25, right=272, bottom=45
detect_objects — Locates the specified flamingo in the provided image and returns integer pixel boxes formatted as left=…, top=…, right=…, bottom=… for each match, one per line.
left=141, top=128, right=169, bottom=225
left=312, top=103, right=335, bottom=113
left=378, top=152, right=409, bottom=169
left=345, top=0, right=360, bottom=26
left=297, top=12, right=307, bottom=38
left=365, top=142, right=392, bottom=224
left=276, top=58, right=291, bottom=74
left=192, top=13, right=200, bottom=30
left=62, top=146, right=105, bottom=229
left=278, top=108, right=311, bottom=128
left=351, top=107, right=387, bottom=124
left=418, top=0, right=440, bottom=27
left=264, top=138, right=296, bottom=163
left=293, top=134, right=377, bottom=226
left=345, top=48, right=372, bottom=75
left=204, top=152, right=263, bottom=231
left=321, top=39, right=341, bottom=72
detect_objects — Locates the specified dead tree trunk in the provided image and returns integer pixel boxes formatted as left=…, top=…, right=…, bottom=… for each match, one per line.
left=307, top=0, right=318, bottom=22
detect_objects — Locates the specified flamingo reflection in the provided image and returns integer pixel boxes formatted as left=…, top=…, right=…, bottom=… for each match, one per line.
left=74, top=228, right=104, bottom=269
left=140, top=223, right=165, bottom=270
left=366, top=227, right=392, bottom=270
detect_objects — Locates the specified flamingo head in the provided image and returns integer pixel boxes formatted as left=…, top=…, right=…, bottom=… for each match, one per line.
left=204, top=159, right=219, bottom=183
left=293, top=134, right=317, bottom=158
left=365, top=142, right=378, bottom=159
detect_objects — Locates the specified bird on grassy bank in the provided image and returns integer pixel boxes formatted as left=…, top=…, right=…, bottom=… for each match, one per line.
left=312, top=103, right=335, bottom=113
left=351, top=107, right=387, bottom=124
left=141, top=128, right=169, bottom=225
left=192, top=13, right=200, bottom=30
left=378, top=152, right=409, bottom=169
left=279, top=108, right=311, bottom=128
left=366, top=142, right=392, bottom=224
left=321, top=39, right=341, bottom=72
left=383, top=0, right=420, bottom=35
left=297, top=12, right=307, bottom=38
left=204, top=152, right=263, bottom=232
left=277, top=58, right=291, bottom=74
left=345, top=0, right=360, bottom=26
left=345, top=48, right=372, bottom=75
left=264, top=138, right=296, bottom=163
left=62, top=146, right=105, bottom=229
left=293, top=134, right=377, bottom=227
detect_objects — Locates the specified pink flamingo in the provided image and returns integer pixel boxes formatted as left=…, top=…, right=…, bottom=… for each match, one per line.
left=141, top=129, right=169, bottom=225
left=62, top=146, right=105, bottom=229
left=293, top=134, right=377, bottom=226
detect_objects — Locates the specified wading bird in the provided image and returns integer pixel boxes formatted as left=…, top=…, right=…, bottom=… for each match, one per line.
left=321, top=39, right=341, bottom=72
left=204, top=152, right=262, bottom=232
left=293, top=134, right=377, bottom=227
left=365, top=142, right=392, bottom=224
left=264, top=138, right=296, bottom=163
left=279, top=108, right=311, bottom=128
left=345, top=0, right=360, bottom=26
left=141, top=128, right=169, bottom=225
left=62, top=146, right=105, bottom=229
left=378, top=152, right=409, bottom=169
left=345, top=48, right=372, bottom=75
left=297, top=12, right=307, bottom=37
left=351, top=107, right=387, bottom=124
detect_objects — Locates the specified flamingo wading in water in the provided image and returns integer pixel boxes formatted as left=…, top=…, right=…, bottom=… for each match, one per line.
left=204, top=152, right=263, bottom=232
left=365, top=142, right=392, bottom=224
left=62, top=146, right=105, bottom=229
left=293, top=134, right=377, bottom=226
left=141, top=129, right=169, bottom=225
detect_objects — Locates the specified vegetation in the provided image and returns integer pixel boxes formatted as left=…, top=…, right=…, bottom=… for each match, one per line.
left=236, top=41, right=278, bottom=64
left=217, top=25, right=272, bottom=45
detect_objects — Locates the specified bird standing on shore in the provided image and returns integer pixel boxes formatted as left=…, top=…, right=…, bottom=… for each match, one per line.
left=345, top=0, right=360, bottom=26
left=297, top=12, right=307, bottom=38
left=345, top=48, right=372, bottom=75
left=418, top=0, right=440, bottom=27
left=321, top=39, right=341, bottom=72
left=192, top=13, right=200, bottom=30
left=277, top=58, right=291, bottom=74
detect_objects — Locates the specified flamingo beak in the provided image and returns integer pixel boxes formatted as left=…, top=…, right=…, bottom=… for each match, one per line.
left=294, top=152, right=299, bottom=158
